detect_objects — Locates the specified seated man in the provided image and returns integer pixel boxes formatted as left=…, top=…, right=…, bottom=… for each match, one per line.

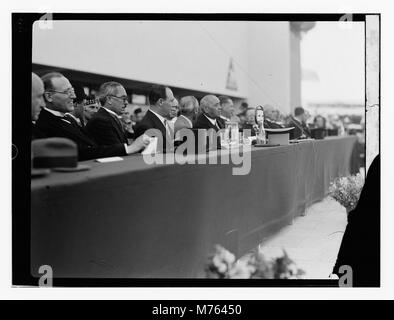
left=194, top=95, right=225, bottom=131
left=286, top=106, right=312, bottom=139
left=31, top=72, right=46, bottom=140
left=174, top=96, right=199, bottom=133
left=262, top=104, right=285, bottom=129
left=86, top=81, right=130, bottom=146
left=67, top=89, right=100, bottom=128
left=218, top=96, right=240, bottom=124
left=36, top=72, right=148, bottom=160
left=134, top=85, right=175, bottom=152
left=240, top=107, right=258, bottom=136
left=168, top=98, right=179, bottom=132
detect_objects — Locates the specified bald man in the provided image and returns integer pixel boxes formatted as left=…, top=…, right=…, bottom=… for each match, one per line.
left=174, top=96, right=199, bottom=134
left=262, top=104, right=285, bottom=129
left=31, top=72, right=47, bottom=139
left=194, top=95, right=225, bottom=132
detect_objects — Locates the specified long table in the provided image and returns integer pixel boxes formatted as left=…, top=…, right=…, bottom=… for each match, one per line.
left=31, top=136, right=359, bottom=278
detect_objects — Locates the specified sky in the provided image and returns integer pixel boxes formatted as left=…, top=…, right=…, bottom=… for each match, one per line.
left=301, top=21, right=365, bottom=105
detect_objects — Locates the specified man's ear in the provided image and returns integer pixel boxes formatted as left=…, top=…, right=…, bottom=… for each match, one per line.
left=44, top=92, right=52, bottom=103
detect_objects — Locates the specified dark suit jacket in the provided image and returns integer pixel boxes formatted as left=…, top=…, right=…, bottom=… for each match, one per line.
left=32, top=122, right=46, bottom=140
left=134, top=109, right=172, bottom=152
left=86, top=108, right=129, bottom=146
left=264, top=119, right=285, bottom=129
left=194, top=113, right=225, bottom=132
left=36, top=108, right=126, bottom=161
left=286, top=116, right=311, bottom=139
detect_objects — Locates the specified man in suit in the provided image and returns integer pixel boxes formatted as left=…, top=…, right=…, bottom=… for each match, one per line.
left=31, top=73, right=47, bottom=140
left=174, top=96, right=198, bottom=134
left=86, top=81, right=129, bottom=146
left=286, top=106, right=312, bottom=139
left=262, top=104, right=285, bottom=129
left=36, top=72, right=148, bottom=160
left=65, top=85, right=87, bottom=128
left=218, top=96, right=240, bottom=124
left=240, top=107, right=258, bottom=136
left=134, top=85, right=175, bottom=152
left=194, top=95, right=225, bottom=132
left=66, top=85, right=100, bottom=128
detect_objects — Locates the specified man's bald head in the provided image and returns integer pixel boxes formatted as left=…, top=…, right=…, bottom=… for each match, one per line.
left=200, top=95, right=221, bottom=119
left=179, top=96, right=199, bottom=116
left=31, top=72, right=45, bottom=121
left=263, top=104, right=279, bottom=121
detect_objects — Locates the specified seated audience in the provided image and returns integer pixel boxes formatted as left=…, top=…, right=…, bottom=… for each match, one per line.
left=194, top=95, right=225, bottom=131
left=86, top=81, right=130, bottom=146
left=36, top=72, right=148, bottom=160
left=31, top=73, right=46, bottom=139
left=286, top=106, right=312, bottom=139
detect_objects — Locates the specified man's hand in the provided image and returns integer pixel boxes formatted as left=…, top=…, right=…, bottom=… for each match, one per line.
left=126, top=134, right=151, bottom=154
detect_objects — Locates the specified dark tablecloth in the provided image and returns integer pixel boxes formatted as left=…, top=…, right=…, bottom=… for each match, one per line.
left=31, top=136, right=359, bottom=278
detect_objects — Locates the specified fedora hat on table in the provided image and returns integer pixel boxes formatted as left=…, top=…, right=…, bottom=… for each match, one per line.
left=32, top=138, right=91, bottom=173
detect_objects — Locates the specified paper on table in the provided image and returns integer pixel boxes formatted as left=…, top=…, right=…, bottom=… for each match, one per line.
left=141, top=137, right=158, bottom=155
left=95, top=157, right=124, bottom=163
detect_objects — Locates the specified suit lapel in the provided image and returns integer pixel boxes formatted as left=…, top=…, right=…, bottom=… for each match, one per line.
left=101, top=108, right=127, bottom=144
left=147, top=110, right=168, bottom=138
left=41, top=109, right=96, bottom=146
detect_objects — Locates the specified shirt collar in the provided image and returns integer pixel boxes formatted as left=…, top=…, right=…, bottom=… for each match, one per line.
left=204, top=114, right=217, bottom=126
left=44, top=107, right=65, bottom=117
left=65, top=112, right=79, bottom=121
left=220, top=115, right=230, bottom=122
left=102, top=107, right=120, bottom=118
left=180, top=115, right=193, bottom=128
left=149, top=109, right=167, bottom=126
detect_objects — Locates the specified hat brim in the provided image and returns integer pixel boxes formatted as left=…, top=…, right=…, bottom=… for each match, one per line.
left=52, top=164, right=91, bottom=172
left=254, top=144, right=280, bottom=148
left=31, top=168, right=51, bottom=178
left=265, top=127, right=295, bottom=134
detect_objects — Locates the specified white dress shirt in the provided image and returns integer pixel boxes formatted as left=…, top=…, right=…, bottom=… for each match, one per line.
left=204, top=114, right=219, bottom=128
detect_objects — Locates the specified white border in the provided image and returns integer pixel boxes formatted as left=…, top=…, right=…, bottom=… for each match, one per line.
left=1, top=0, right=393, bottom=300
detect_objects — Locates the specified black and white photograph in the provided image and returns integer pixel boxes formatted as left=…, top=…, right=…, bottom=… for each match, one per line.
left=2, top=0, right=392, bottom=304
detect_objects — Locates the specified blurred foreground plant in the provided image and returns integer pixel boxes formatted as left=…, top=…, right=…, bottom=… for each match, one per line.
left=205, top=245, right=305, bottom=279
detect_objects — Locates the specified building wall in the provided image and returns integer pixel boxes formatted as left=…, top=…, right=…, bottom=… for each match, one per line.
left=33, top=20, right=299, bottom=115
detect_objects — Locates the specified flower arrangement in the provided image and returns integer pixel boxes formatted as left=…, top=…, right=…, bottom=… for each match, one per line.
left=205, top=245, right=305, bottom=279
left=328, top=173, right=364, bottom=213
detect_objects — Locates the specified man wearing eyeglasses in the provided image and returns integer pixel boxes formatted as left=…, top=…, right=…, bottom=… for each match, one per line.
left=86, top=81, right=129, bottom=146
left=36, top=72, right=149, bottom=160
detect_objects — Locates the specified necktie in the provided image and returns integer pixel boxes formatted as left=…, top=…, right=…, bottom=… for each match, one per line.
left=164, top=119, right=175, bottom=146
